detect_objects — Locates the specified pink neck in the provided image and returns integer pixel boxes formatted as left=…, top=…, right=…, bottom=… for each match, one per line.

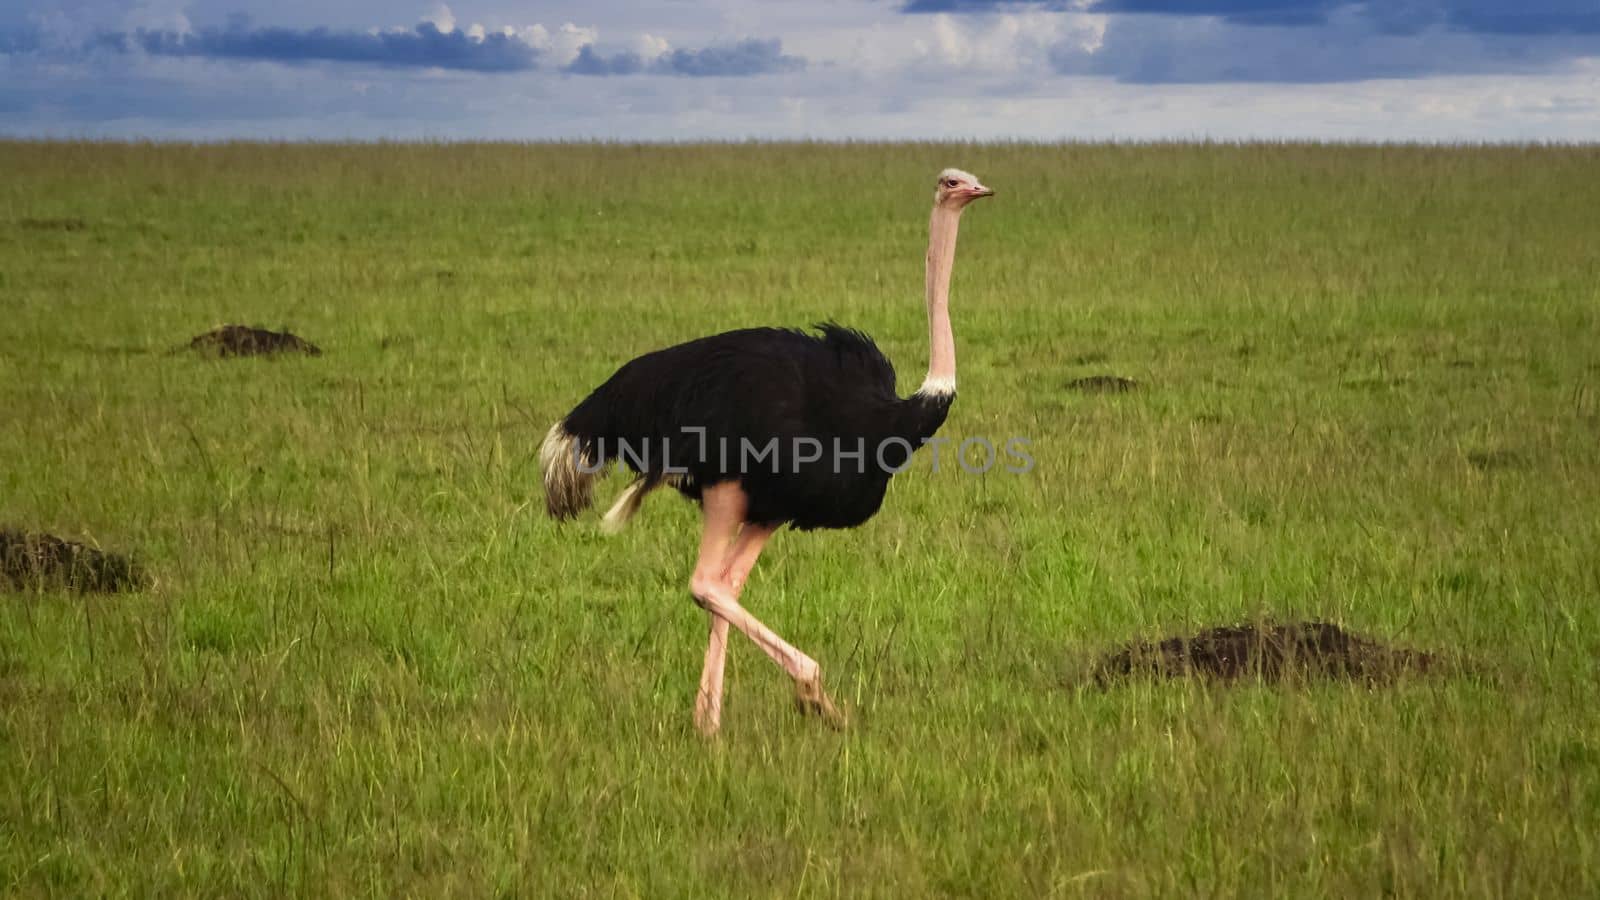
left=919, top=206, right=961, bottom=396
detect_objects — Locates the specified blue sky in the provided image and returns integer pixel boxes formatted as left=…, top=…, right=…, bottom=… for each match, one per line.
left=2, top=1, right=1597, bottom=140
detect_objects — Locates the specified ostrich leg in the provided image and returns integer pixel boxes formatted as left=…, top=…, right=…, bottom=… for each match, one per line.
left=689, top=483, right=844, bottom=732
left=694, top=523, right=775, bottom=735
left=695, top=618, right=732, bottom=736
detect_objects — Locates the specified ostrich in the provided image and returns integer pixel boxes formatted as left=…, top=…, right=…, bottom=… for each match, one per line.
left=540, top=168, right=993, bottom=735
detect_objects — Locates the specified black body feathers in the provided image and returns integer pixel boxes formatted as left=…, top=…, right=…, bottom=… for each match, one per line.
left=558, top=324, right=952, bottom=530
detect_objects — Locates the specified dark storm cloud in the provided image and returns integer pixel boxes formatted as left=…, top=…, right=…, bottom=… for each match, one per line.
left=565, top=38, right=804, bottom=77
left=903, top=0, right=1600, bottom=36
left=96, top=21, right=541, bottom=72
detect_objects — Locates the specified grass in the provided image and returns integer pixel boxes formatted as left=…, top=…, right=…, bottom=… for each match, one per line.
left=1, top=140, right=1598, bottom=897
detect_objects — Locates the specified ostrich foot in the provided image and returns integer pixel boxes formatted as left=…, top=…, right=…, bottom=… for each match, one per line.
left=793, top=676, right=847, bottom=730
left=693, top=695, right=721, bottom=738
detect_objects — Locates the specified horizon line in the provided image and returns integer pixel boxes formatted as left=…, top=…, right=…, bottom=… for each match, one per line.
left=3, top=136, right=1599, bottom=148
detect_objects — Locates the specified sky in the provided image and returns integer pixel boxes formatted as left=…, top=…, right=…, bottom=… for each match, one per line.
left=2, top=1, right=1598, bottom=141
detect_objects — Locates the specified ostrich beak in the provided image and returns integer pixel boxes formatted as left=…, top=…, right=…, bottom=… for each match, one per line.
left=970, top=184, right=994, bottom=198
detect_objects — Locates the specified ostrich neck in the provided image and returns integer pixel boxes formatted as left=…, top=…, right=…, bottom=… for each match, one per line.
left=918, top=205, right=962, bottom=396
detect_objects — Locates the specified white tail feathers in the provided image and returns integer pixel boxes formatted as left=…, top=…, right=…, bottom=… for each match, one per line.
left=540, top=423, right=599, bottom=520
left=600, top=474, right=683, bottom=533
left=600, top=478, right=652, bottom=534
left=542, top=422, right=677, bottom=531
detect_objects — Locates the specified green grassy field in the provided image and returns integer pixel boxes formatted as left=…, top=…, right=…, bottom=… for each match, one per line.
left=2, top=141, right=1598, bottom=897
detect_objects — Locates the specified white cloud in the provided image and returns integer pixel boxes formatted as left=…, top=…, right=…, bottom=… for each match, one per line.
left=423, top=3, right=455, bottom=34
left=551, top=23, right=599, bottom=66
left=634, top=33, right=670, bottom=60
left=511, top=24, right=549, bottom=49
left=908, top=12, right=1104, bottom=76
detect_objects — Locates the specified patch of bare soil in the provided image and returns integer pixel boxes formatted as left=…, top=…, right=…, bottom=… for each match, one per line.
left=182, top=325, right=322, bottom=358
left=1093, top=621, right=1443, bottom=687
left=0, top=529, right=148, bottom=593
left=1067, top=374, right=1139, bottom=393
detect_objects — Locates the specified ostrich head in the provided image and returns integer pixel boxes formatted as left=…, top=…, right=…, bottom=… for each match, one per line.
left=934, top=168, right=994, bottom=210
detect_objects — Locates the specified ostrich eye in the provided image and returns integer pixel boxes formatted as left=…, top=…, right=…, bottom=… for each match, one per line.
left=944, top=179, right=958, bottom=187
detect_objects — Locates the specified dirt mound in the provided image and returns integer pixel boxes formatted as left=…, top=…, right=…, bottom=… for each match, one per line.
left=183, top=325, right=322, bottom=358
left=0, top=529, right=148, bottom=593
left=1093, top=621, right=1442, bottom=686
left=1067, top=374, right=1139, bottom=393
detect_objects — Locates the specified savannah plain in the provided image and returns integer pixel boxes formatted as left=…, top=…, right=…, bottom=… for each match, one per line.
left=2, top=141, right=1598, bottom=896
